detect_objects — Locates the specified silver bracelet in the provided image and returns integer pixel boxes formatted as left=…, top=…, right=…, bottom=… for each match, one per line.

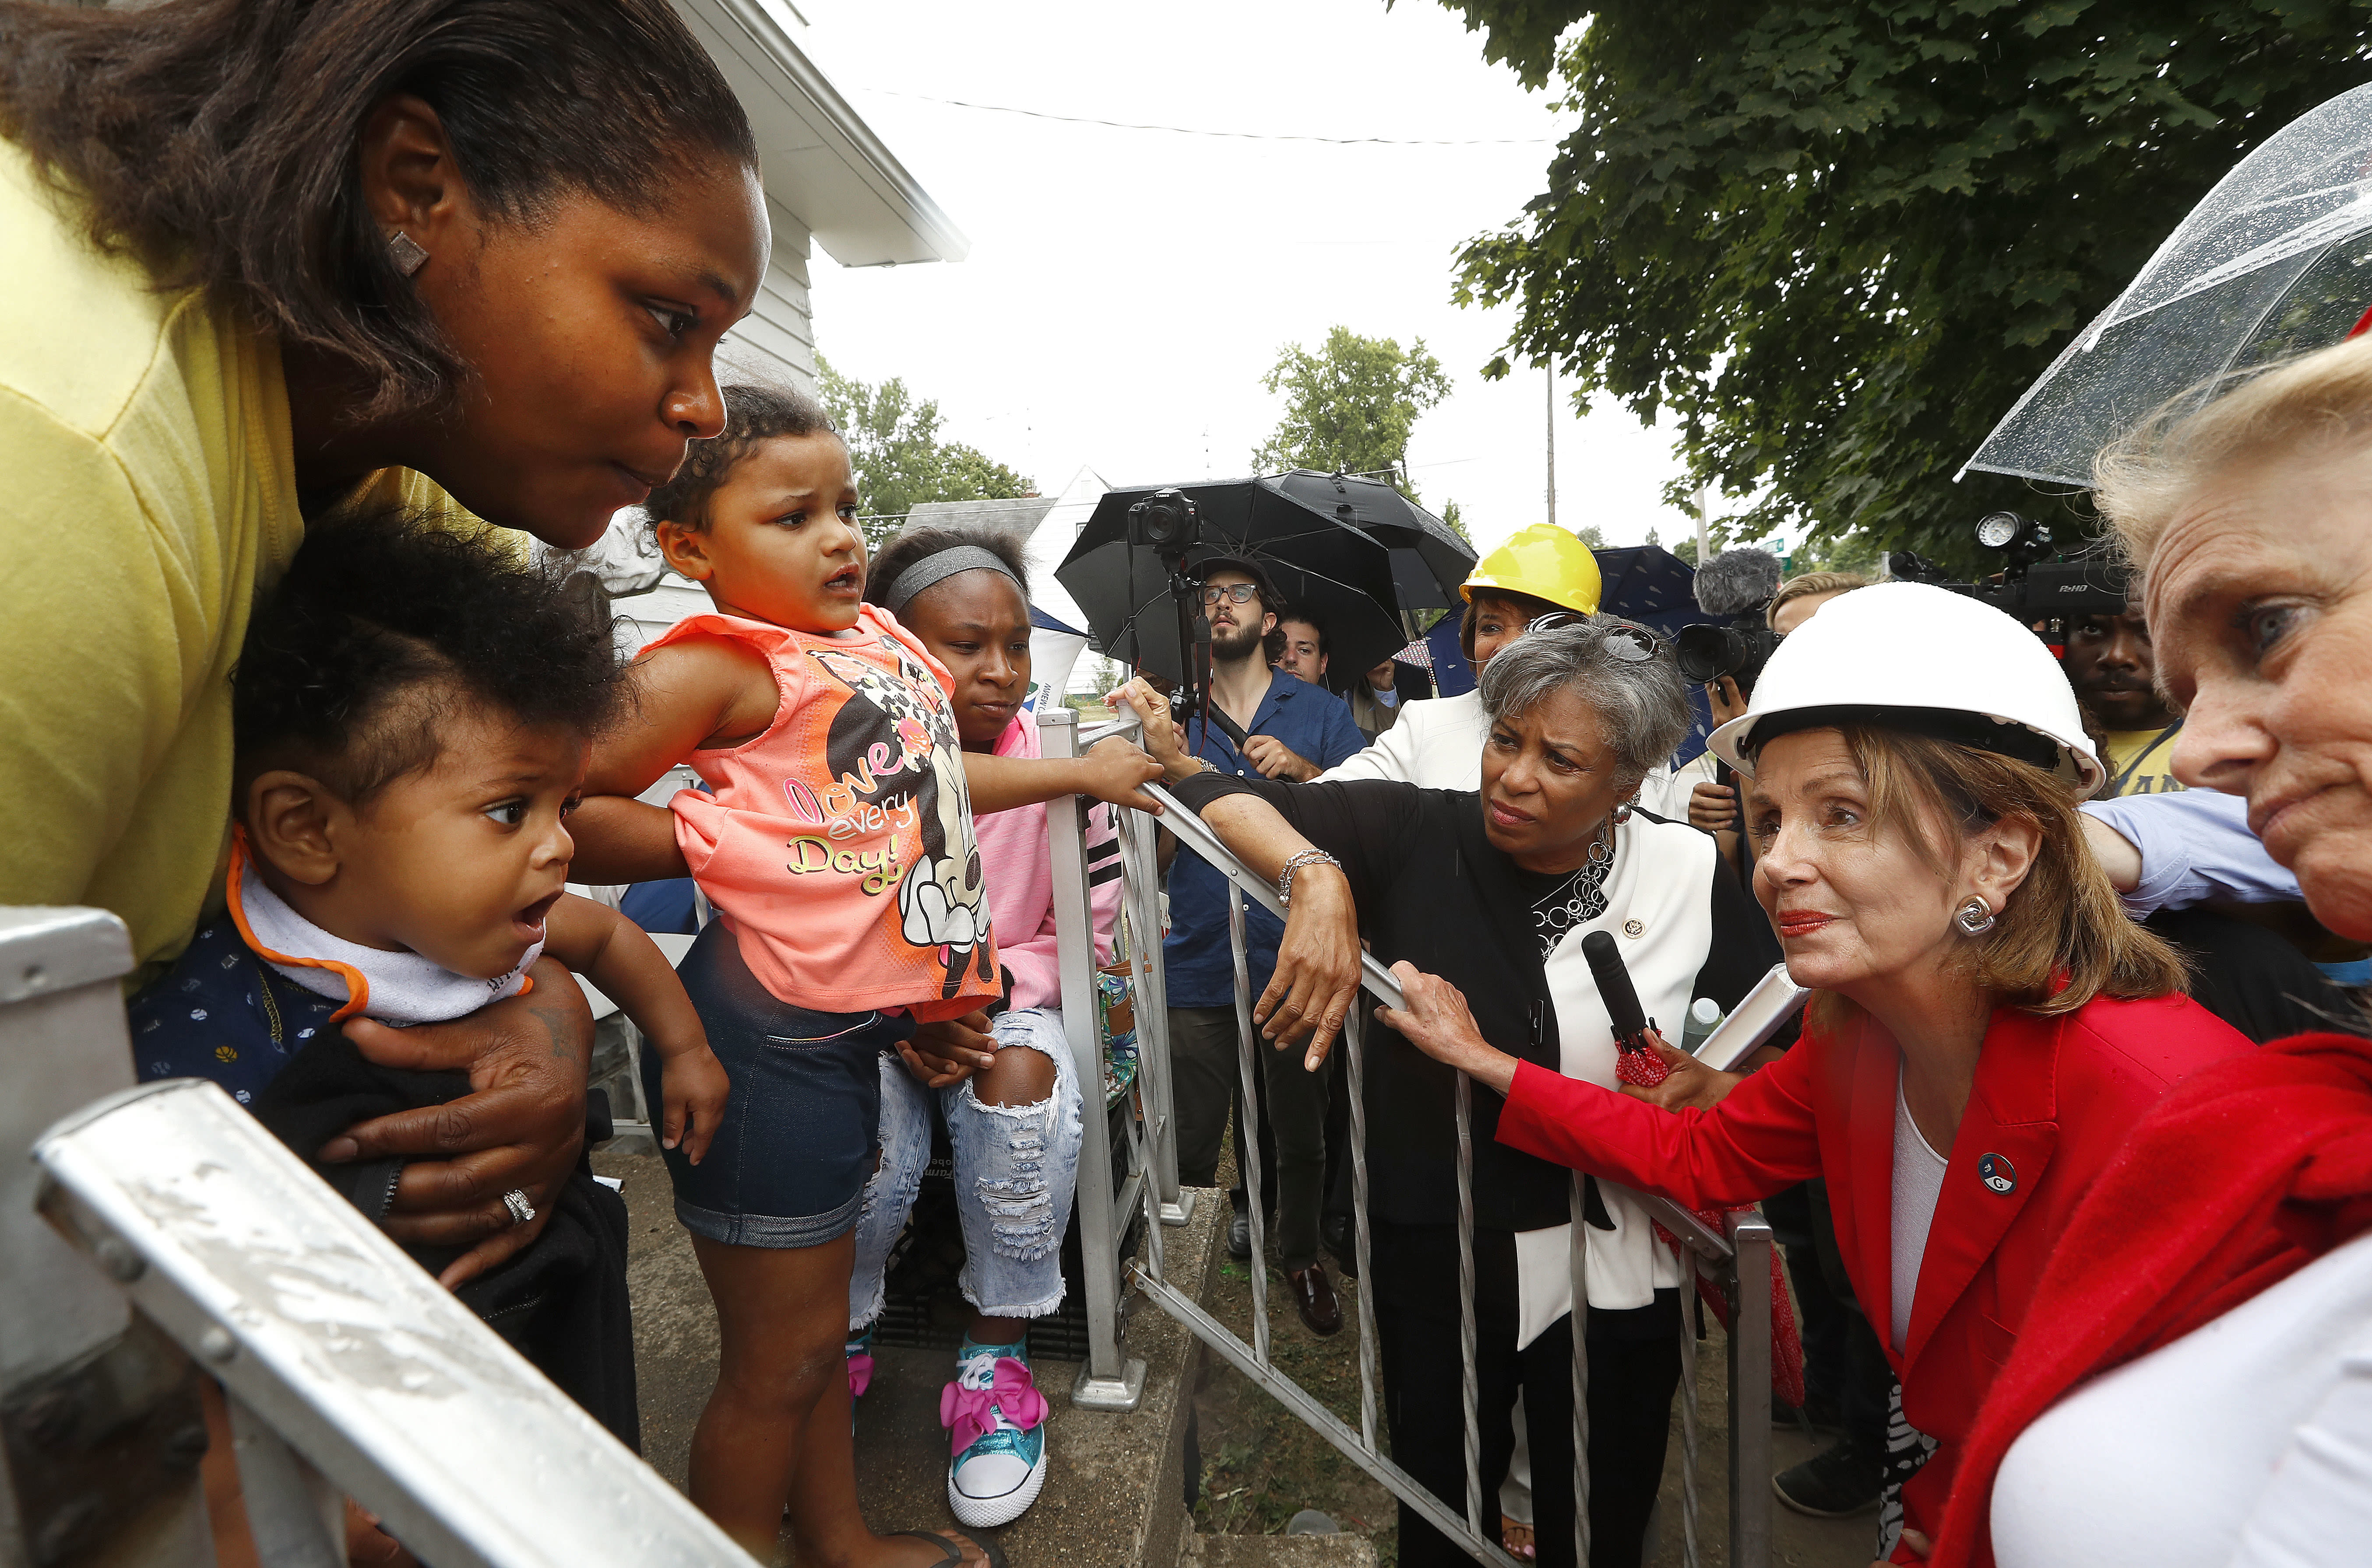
left=1278, top=848, right=1341, bottom=907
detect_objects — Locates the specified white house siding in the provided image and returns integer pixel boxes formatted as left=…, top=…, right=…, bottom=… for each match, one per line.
left=718, top=197, right=818, bottom=393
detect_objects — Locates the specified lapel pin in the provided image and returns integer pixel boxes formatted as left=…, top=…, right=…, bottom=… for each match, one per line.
left=1978, top=1153, right=2017, bottom=1195
left=1623, top=919, right=1644, bottom=938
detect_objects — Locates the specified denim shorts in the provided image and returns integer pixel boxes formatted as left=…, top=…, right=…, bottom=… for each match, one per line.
left=641, top=921, right=915, bottom=1249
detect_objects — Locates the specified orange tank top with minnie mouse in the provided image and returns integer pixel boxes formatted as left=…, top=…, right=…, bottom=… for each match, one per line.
left=647, top=606, right=999, bottom=1022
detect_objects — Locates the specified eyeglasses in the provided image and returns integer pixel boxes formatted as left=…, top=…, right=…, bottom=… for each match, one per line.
left=1200, top=583, right=1261, bottom=605
left=1602, top=625, right=1661, bottom=663
left=1524, top=610, right=1662, bottom=663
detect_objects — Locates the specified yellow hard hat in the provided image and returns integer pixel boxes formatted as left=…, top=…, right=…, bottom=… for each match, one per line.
left=1461, top=524, right=1603, bottom=616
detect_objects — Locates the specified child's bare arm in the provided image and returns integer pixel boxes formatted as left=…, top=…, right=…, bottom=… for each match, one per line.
left=582, top=637, right=778, bottom=797
left=964, top=738, right=1166, bottom=816
left=570, top=637, right=774, bottom=882
left=541, top=895, right=728, bottom=1161
left=567, top=797, right=690, bottom=884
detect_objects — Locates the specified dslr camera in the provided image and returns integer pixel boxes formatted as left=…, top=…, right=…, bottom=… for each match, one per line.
left=1886, top=512, right=2129, bottom=633
left=1127, top=488, right=1201, bottom=554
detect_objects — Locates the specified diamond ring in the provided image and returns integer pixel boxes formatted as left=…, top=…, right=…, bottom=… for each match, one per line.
left=501, top=1189, right=536, bottom=1226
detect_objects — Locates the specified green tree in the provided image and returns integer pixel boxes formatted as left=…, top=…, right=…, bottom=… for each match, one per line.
left=1252, top=326, right=1452, bottom=496
left=815, top=354, right=1035, bottom=536
left=1431, top=0, right=2372, bottom=573
left=1440, top=499, right=1471, bottom=542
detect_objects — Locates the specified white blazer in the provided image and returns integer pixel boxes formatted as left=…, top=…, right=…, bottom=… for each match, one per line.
left=1316, top=690, right=1488, bottom=791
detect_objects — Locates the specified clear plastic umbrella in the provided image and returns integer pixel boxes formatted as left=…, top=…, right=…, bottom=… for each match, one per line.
left=1962, top=82, right=2372, bottom=489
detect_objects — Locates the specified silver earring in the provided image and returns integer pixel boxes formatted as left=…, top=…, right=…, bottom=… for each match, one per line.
left=386, top=229, right=429, bottom=277
left=1612, top=798, right=1635, bottom=826
left=1956, top=897, right=1995, bottom=936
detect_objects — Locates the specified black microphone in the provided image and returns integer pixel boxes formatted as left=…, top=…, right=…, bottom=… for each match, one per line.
left=1580, top=929, right=1657, bottom=1055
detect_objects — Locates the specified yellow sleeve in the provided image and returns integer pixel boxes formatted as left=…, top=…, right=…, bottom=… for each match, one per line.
left=0, top=394, right=236, bottom=970
left=341, top=467, right=529, bottom=560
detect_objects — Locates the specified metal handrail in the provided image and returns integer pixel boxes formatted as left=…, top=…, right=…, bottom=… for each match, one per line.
left=0, top=907, right=759, bottom=1568
left=1041, top=752, right=1770, bottom=1568
left=1147, top=777, right=1733, bottom=1261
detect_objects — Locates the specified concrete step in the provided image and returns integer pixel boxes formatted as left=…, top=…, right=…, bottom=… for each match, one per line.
left=1178, top=1530, right=1380, bottom=1567
left=602, top=1149, right=1220, bottom=1567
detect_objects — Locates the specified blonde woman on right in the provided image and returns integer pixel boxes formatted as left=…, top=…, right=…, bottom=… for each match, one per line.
left=1929, top=337, right=2372, bottom=1568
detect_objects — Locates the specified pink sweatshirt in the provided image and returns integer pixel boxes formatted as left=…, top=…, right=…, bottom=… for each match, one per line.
left=976, top=714, right=1124, bottom=1012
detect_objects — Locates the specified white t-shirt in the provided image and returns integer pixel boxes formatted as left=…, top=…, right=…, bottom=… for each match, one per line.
left=1992, top=1227, right=2372, bottom=1568
left=1891, top=1071, right=1950, bottom=1355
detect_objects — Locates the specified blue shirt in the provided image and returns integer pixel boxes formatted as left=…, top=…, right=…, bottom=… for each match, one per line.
left=2080, top=789, right=2302, bottom=918
left=128, top=917, right=341, bottom=1104
left=1163, top=672, right=1366, bottom=1006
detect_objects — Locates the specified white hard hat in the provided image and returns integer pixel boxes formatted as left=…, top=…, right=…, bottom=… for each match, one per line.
left=1708, top=581, right=2103, bottom=797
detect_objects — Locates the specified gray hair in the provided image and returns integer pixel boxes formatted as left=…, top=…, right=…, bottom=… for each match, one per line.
left=1477, top=618, right=1691, bottom=792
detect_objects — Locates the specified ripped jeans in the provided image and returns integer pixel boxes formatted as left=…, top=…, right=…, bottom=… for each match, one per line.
left=848, top=1006, right=1085, bottom=1329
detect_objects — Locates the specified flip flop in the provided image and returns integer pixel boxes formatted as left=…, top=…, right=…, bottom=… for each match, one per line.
left=890, top=1529, right=1009, bottom=1568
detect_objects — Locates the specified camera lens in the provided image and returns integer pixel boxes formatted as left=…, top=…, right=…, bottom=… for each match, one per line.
left=1675, top=622, right=1744, bottom=685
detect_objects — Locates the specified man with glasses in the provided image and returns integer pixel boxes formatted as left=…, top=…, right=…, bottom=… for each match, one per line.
left=1165, top=558, right=1365, bottom=1335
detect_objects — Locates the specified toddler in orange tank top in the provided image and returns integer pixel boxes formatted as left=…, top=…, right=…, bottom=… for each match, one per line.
left=570, top=384, right=1161, bottom=1567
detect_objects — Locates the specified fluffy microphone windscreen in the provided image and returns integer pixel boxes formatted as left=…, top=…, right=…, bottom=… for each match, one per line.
left=1693, top=548, right=1783, bottom=615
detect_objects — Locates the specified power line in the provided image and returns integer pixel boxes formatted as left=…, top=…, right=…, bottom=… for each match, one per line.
left=848, top=85, right=1556, bottom=146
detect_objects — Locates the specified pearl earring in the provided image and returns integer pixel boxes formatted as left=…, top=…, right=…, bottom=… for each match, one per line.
left=386, top=229, right=429, bottom=277
left=1956, top=897, right=1996, bottom=936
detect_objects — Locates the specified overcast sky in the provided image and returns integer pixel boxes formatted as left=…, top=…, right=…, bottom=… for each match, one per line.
left=792, top=0, right=1735, bottom=561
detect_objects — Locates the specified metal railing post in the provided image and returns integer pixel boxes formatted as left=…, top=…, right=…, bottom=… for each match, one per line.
left=1675, top=1279, right=1704, bottom=1568
left=1727, top=1211, right=1775, bottom=1568
left=1341, top=1007, right=1381, bottom=1453
left=1225, top=889, right=1273, bottom=1368
left=0, top=907, right=215, bottom=1568
left=1038, top=707, right=1147, bottom=1412
left=1119, top=801, right=1190, bottom=1225
left=1567, top=1174, right=1592, bottom=1568
left=1453, top=1075, right=1482, bottom=1540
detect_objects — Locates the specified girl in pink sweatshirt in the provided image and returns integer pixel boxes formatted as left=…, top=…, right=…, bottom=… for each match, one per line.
left=847, top=527, right=1123, bottom=1530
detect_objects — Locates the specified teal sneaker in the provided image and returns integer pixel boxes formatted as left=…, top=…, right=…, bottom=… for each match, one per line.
left=941, top=1338, right=1049, bottom=1528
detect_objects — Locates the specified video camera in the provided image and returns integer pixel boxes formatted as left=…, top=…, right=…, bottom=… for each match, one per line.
left=1677, top=547, right=1784, bottom=690
left=1885, top=512, right=2130, bottom=634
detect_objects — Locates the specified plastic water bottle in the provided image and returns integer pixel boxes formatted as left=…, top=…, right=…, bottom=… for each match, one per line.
left=1679, top=996, right=1724, bottom=1056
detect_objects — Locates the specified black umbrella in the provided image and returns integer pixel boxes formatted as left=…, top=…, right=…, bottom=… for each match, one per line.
left=1055, top=470, right=1478, bottom=690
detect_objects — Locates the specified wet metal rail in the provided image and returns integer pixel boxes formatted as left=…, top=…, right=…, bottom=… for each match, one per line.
left=1038, top=708, right=1771, bottom=1568
left=0, top=906, right=759, bottom=1568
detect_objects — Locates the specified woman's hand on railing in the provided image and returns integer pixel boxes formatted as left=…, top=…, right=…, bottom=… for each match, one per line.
left=1109, top=678, right=1203, bottom=783
left=1374, top=961, right=1519, bottom=1094
left=1257, top=863, right=1362, bottom=1071
left=1080, top=736, right=1168, bottom=813
left=1618, top=1035, right=1746, bottom=1113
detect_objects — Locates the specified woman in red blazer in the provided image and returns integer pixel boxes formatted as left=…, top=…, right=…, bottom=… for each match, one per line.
left=1378, top=584, right=2253, bottom=1562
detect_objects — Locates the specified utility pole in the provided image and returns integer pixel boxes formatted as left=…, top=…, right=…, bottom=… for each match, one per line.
left=1545, top=358, right=1557, bottom=528
left=1694, top=486, right=1710, bottom=563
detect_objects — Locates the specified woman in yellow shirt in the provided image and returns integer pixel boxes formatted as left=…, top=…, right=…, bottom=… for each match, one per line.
left=0, top=0, right=765, bottom=1287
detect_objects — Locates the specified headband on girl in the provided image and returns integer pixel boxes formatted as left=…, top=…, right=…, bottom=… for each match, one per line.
left=883, top=546, right=1025, bottom=615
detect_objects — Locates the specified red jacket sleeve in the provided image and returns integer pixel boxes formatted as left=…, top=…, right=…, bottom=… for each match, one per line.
left=1497, top=1043, right=1827, bottom=1211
